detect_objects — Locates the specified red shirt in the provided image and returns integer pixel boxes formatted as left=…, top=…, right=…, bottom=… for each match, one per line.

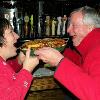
left=54, top=28, right=100, bottom=100
left=0, top=57, right=33, bottom=100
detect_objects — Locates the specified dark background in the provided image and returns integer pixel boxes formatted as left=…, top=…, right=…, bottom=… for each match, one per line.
left=0, top=0, right=99, bottom=16
left=0, top=0, right=100, bottom=39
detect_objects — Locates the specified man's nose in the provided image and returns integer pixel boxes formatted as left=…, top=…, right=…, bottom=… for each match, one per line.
left=67, top=26, right=71, bottom=33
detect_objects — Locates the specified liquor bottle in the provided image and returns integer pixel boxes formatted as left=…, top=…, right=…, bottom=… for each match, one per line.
left=13, top=12, right=17, bottom=33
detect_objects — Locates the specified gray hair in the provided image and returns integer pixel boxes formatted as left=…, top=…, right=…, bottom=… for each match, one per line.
left=71, top=6, right=100, bottom=28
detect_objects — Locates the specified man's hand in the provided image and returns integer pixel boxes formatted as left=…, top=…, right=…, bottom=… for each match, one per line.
left=34, top=47, right=64, bottom=66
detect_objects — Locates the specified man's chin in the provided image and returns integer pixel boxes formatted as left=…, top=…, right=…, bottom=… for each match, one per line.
left=73, top=42, right=80, bottom=46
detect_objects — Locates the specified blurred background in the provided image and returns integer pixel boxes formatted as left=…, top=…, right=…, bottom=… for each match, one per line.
left=0, top=0, right=100, bottom=40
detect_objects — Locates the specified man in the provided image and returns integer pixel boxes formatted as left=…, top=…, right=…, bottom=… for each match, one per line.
left=35, top=6, right=100, bottom=100
left=0, top=18, right=39, bottom=100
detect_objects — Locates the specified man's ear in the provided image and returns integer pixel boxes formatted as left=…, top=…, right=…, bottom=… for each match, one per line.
left=88, top=25, right=95, bottom=31
left=89, top=25, right=95, bottom=30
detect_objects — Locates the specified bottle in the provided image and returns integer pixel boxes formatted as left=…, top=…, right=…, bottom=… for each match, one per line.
left=13, top=12, right=17, bottom=33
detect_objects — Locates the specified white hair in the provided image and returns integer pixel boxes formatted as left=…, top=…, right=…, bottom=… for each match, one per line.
left=71, top=6, right=100, bottom=28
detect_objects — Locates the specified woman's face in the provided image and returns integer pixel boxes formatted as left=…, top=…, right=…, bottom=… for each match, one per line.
left=3, top=26, right=19, bottom=58
left=67, top=11, right=91, bottom=46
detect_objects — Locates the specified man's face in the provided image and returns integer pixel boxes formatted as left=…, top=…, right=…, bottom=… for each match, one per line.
left=67, top=11, right=90, bottom=46
left=3, top=26, right=19, bottom=58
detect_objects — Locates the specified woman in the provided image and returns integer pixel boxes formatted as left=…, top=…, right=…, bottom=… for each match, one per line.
left=0, top=18, right=39, bottom=100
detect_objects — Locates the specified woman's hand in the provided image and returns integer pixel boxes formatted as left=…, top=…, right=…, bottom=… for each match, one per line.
left=17, top=51, right=25, bottom=65
left=23, top=49, right=39, bottom=73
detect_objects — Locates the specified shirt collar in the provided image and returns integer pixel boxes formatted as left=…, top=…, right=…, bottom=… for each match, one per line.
left=76, top=28, right=100, bottom=57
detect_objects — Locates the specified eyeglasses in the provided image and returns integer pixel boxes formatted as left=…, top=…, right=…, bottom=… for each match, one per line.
left=67, top=17, right=88, bottom=28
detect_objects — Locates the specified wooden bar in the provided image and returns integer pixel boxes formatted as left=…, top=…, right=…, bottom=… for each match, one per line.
left=25, top=76, right=66, bottom=100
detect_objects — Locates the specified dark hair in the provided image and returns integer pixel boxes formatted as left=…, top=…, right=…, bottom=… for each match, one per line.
left=0, top=17, right=11, bottom=47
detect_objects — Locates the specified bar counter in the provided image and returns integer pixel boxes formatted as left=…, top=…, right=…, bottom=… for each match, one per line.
left=25, top=75, right=66, bottom=100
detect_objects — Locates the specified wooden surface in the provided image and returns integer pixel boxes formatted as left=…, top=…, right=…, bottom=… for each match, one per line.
left=25, top=76, right=66, bottom=100
left=30, top=76, right=60, bottom=91
left=25, top=89, right=66, bottom=100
